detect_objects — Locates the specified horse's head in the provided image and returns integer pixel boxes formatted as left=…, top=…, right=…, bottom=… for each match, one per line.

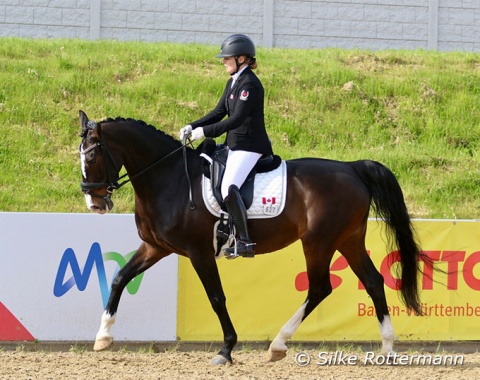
left=79, top=110, right=120, bottom=214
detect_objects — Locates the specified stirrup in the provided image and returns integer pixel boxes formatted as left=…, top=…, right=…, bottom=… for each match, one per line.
left=223, top=240, right=255, bottom=259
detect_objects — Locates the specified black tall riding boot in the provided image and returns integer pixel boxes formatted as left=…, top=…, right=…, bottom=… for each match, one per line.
left=223, top=185, right=255, bottom=258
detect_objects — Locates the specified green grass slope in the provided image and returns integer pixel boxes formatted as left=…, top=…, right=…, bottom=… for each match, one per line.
left=0, top=38, right=478, bottom=218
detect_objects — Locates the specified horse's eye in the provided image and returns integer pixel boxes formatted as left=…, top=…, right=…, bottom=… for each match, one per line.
left=85, top=151, right=96, bottom=163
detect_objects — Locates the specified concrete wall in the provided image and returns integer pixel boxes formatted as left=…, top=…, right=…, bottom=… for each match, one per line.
left=0, top=0, right=479, bottom=52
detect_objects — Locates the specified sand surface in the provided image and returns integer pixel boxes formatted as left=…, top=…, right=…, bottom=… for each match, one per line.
left=1, top=348, right=478, bottom=380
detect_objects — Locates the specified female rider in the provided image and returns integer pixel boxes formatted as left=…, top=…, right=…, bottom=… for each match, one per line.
left=180, top=34, right=273, bottom=257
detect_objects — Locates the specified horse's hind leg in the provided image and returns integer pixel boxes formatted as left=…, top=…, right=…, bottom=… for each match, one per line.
left=94, top=242, right=169, bottom=351
left=340, top=241, right=394, bottom=354
left=268, top=241, right=336, bottom=361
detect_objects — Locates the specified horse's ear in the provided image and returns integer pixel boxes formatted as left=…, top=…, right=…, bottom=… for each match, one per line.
left=79, top=110, right=99, bottom=137
left=79, top=110, right=89, bottom=135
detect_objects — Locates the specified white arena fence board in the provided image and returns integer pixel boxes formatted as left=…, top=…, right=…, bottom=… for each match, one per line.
left=0, top=212, right=178, bottom=341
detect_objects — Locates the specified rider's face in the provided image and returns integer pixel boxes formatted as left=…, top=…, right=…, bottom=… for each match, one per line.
left=223, top=56, right=246, bottom=75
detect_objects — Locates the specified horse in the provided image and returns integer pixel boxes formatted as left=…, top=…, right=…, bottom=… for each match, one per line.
left=78, top=110, right=431, bottom=365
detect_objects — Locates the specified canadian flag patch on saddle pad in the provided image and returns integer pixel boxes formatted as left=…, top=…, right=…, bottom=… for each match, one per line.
left=202, top=161, right=287, bottom=219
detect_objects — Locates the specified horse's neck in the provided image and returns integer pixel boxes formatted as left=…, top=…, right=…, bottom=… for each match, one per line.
left=105, top=124, right=163, bottom=171
left=105, top=123, right=198, bottom=190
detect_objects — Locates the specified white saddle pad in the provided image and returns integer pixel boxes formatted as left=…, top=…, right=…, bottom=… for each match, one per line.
left=202, top=161, right=287, bottom=219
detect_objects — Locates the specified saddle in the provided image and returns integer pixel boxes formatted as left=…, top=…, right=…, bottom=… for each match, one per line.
left=199, top=138, right=282, bottom=212
left=198, top=138, right=283, bottom=258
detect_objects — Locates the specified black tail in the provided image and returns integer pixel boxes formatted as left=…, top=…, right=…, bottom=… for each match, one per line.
left=350, top=160, right=431, bottom=315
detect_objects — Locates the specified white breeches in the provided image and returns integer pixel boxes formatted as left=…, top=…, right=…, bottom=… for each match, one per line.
left=221, top=149, right=262, bottom=199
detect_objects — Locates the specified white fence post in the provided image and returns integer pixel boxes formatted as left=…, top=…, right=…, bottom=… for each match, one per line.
left=428, top=0, right=439, bottom=50
left=90, top=0, right=101, bottom=40
left=263, top=0, right=274, bottom=48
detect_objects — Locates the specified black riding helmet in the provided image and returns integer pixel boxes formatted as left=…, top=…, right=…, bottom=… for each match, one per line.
left=217, top=34, right=256, bottom=58
left=217, top=34, right=256, bottom=74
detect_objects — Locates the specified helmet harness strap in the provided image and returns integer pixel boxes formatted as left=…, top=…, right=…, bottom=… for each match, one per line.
left=233, top=56, right=242, bottom=74
left=233, top=55, right=253, bottom=74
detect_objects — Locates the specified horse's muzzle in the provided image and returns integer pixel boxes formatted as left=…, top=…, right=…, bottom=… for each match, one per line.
left=84, top=192, right=114, bottom=214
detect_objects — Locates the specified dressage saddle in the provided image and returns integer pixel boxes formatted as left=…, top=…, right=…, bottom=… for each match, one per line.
left=199, top=138, right=281, bottom=211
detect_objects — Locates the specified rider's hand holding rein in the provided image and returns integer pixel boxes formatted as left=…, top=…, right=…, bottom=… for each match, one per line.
left=179, top=124, right=204, bottom=142
left=190, top=127, right=205, bottom=141
left=179, top=124, right=192, bottom=140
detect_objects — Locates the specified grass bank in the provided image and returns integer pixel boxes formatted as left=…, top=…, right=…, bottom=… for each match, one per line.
left=0, top=38, right=478, bottom=218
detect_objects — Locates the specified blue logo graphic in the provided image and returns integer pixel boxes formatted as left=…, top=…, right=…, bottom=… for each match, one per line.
left=53, top=242, right=144, bottom=308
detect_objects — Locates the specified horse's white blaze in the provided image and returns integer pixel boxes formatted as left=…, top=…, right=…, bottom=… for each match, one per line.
left=379, top=314, right=395, bottom=354
left=269, top=301, right=308, bottom=352
left=80, top=145, right=95, bottom=210
left=80, top=144, right=87, bottom=178
left=84, top=193, right=95, bottom=210
left=80, top=146, right=101, bottom=212
left=95, top=311, right=116, bottom=341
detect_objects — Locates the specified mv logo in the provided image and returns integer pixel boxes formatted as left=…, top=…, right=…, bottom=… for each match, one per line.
left=53, top=242, right=144, bottom=308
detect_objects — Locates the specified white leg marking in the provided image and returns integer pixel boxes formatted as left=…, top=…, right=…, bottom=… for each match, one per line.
left=93, top=311, right=116, bottom=351
left=379, top=314, right=395, bottom=354
left=269, top=301, right=308, bottom=353
left=96, top=310, right=116, bottom=340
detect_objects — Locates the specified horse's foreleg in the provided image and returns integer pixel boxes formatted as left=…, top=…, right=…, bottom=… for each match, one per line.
left=189, top=253, right=237, bottom=365
left=268, top=247, right=334, bottom=362
left=93, top=243, right=168, bottom=351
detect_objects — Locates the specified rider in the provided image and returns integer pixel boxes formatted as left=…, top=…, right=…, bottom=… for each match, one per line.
left=180, top=33, right=273, bottom=257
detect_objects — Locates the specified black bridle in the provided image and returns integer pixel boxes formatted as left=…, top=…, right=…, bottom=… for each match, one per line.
left=79, top=127, right=196, bottom=209
left=80, top=140, right=120, bottom=192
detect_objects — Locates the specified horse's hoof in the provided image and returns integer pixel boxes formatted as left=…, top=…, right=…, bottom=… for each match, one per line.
left=211, top=354, right=231, bottom=365
left=93, top=337, right=113, bottom=351
left=267, top=348, right=287, bottom=362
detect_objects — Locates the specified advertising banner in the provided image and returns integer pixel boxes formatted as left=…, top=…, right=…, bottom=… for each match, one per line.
left=0, top=213, right=178, bottom=342
left=177, top=220, right=479, bottom=341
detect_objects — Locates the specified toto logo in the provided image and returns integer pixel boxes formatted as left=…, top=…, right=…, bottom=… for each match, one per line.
left=295, top=250, right=480, bottom=292
left=53, top=242, right=143, bottom=308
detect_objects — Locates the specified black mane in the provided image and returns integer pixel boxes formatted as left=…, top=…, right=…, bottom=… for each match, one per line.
left=100, top=116, right=185, bottom=148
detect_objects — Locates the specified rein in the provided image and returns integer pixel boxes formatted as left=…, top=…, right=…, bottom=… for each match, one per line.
left=182, top=135, right=196, bottom=209
left=80, top=132, right=196, bottom=209
left=115, top=143, right=187, bottom=190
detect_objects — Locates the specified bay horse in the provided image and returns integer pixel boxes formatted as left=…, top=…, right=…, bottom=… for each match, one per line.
left=78, top=110, right=431, bottom=365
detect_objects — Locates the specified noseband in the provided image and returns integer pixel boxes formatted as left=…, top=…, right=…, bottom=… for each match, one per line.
left=79, top=138, right=121, bottom=202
